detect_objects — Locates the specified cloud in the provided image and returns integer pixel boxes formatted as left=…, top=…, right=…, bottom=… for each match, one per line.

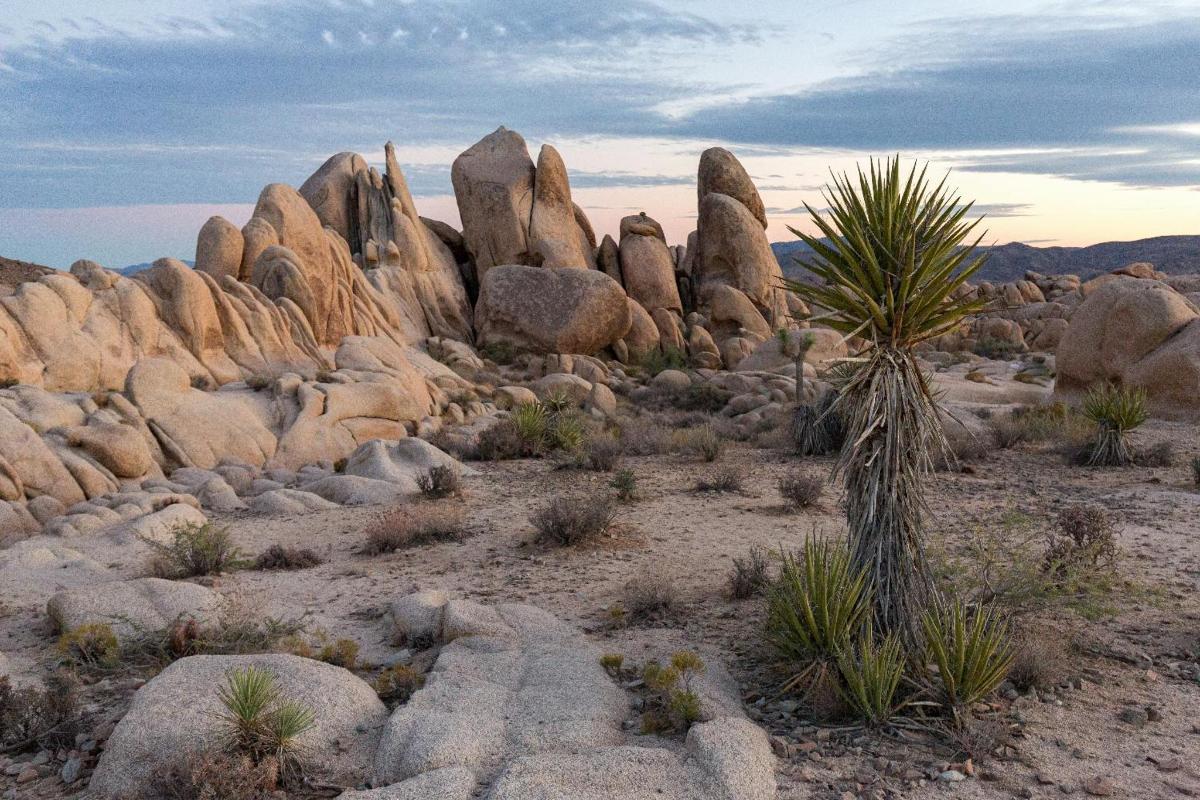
left=667, top=16, right=1200, bottom=189
left=0, top=0, right=758, bottom=207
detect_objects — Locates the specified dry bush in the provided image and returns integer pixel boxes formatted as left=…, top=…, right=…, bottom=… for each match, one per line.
left=947, top=715, right=1015, bottom=764
left=475, top=418, right=526, bottom=461
left=151, top=751, right=280, bottom=800
left=727, top=546, right=772, bottom=599
left=621, top=574, right=680, bottom=624
left=0, top=671, right=81, bottom=751
left=778, top=472, right=822, bottom=510
left=363, top=506, right=468, bottom=554
left=1135, top=441, right=1174, bottom=468
left=374, top=665, right=424, bottom=705
left=694, top=467, right=744, bottom=493
left=253, top=545, right=321, bottom=571
left=416, top=465, right=463, bottom=499
left=531, top=495, right=617, bottom=546
left=1007, top=626, right=1072, bottom=691
left=674, top=425, right=722, bottom=462
left=1192, top=456, right=1200, bottom=486
left=940, top=431, right=989, bottom=470
left=989, top=402, right=1091, bottom=450
left=149, top=522, right=245, bottom=578
left=674, top=382, right=732, bottom=413
left=583, top=435, right=624, bottom=472
left=616, top=415, right=672, bottom=456
left=1044, top=505, right=1117, bottom=573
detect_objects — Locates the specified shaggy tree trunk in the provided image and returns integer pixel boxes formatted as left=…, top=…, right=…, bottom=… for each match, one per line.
left=837, top=346, right=941, bottom=643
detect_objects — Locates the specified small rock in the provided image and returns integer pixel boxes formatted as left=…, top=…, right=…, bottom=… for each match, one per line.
left=939, top=770, right=967, bottom=782
left=61, top=757, right=83, bottom=785
left=16, top=767, right=37, bottom=784
left=1118, top=706, right=1149, bottom=727
left=1083, top=776, right=1117, bottom=796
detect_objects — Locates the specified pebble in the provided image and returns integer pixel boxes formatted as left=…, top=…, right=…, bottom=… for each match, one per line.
left=15, top=767, right=37, bottom=784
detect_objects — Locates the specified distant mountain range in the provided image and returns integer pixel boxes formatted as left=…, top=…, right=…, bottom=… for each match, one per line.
left=773, top=235, right=1200, bottom=284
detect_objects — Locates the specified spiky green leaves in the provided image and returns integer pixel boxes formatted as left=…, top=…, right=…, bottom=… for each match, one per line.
left=784, top=158, right=989, bottom=348
left=837, top=634, right=906, bottom=727
left=921, top=597, right=1014, bottom=712
left=217, top=665, right=315, bottom=777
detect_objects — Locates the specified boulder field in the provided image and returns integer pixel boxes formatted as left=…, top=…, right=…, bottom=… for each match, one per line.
left=1, top=127, right=1199, bottom=536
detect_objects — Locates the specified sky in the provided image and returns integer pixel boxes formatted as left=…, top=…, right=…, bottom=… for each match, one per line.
left=2, top=0, right=1200, bottom=268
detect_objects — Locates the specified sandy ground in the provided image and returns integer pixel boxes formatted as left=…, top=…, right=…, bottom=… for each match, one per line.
left=1, top=410, right=1198, bottom=798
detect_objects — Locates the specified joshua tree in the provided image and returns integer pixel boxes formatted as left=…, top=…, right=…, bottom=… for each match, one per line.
left=784, top=158, right=988, bottom=641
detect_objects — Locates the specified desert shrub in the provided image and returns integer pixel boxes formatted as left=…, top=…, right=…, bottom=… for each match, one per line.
left=921, top=596, right=1014, bottom=715
left=778, top=472, right=822, bottom=510
left=531, top=495, right=617, bottom=546
left=675, top=382, right=732, bottom=413
left=373, top=665, right=424, bottom=705
left=478, top=340, right=517, bottom=365
left=640, top=651, right=706, bottom=733
left=694, top=467, right=743, bottom=493
left=675, top=424, right=722, bottom=462
left=1192, top=456, right=1200, bottom=486
left=510, top=402, right=550, bottom=454
left=547, top=410, right=587, bottom=454
left=727, top=546, right=772, bottom=599
left=217, top=665, right=315, bottom=786
left=940, top=431, right=989, bottom=471
left=1079, top=384, right=1147, bottom=466
left=947, top=716, right=1015, bottom=764
left=1044, top=505, right=1117, bottom=574
left=56, top=623, right=120, bottom=669
left=582, top=434, right=624, bottom=471
left=972, top=336, right=1024, bottom=360
left=766, top=539, right=871, bottom=695
left=253, top=545, right=321, bottom=572
left=313, top=637, right=359, bottom=670
left=1007, top=626, right=1072, bottom=691
left=610, top=468, right=638, bottom=501
left=150, top=522, right=245, bottom=578
left=244, top=374, right=273, bottom=392
left=989, top=402, right=1090, bottom=449
left=0, top=671, right=81, bottom=751
left=836, top=634, right=906, bottom=726
left=637, top=346, right=687, bottom=376
left=1136, top=440, right=1173, bottom=467
left=599, top=653, right=625, bottom=675
left=622, top=574, right=679, bottom=624
left=363, top=506, right=468, bottom=554
left=190, top=374, right=212, bottom=391
left=476, top=419, right=525, bottom=460
left=152, top=750, right=281, bottom=800
left=615, top=414, right=671, bottom=455
left=416, top=465, right=463, bottom=499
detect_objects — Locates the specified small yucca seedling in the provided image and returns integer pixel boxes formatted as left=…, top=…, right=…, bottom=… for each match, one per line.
left=1081, top=384, right=1147, bottom=467
left=263, top=700, right=316, bottom=766
left=837, top=634, right=906, bottom=727
left=542, top=388, right=574, bottom=416
left=510, top=402, right=549, bottom=454
left=610, top=468, right=638, bottom=501
left=766, top=539, right=871, bottom=694
left=921, top=597, right=1014, bottom=716
left=217, top=665, right=315, bottom=783
left=549, top=412, right=587, bottom=454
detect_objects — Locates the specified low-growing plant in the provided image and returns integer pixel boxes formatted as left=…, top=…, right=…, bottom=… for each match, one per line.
left=675, top=382, right=732, bottom=413
left=583, top=435, right=623, bottom=472
left=315, top=637, right=359, bottom=670
left=149, top=522, right=245, bottom=578
left=766, top=539, right=871, bottom=695
left=637, top=346, right=687, bottom=376
left=727, top=546, right=772, bottom=600
left=152, top=751, right=280, bottom=800
left=989, top=402, right=1090, bottom=449
left=921, top=596, right=1014, bottom=717
left=694, top=467, right=743, bottom=493
left=1007, top=626, right=1072, bottom=691
left=510, top=402, right=550, bottom=455
left=253, top=545, right=322, bottom=572
left=778, top=472, right=822, bottom=510
left=640, top=651, right=706, bottom=733
left=373, top=664, right=424, bottom=704
left=972, top=336, right=1024, bottom=361
left=1044, top=505, right=1117, bottom=574
left=622, top=574, right=679, bottom=624
left=599, top=653, right=625, bottom=676
left=363, top=506, right=468, bottom=554
left=1192, top=456, right=1200, bottom=487
left=615, top=415, right=671, bottom=456
left=416, top=465, right=463, bottom=499
left=1079, top=383, right=1147, bottom=466
left=1136, top=440, right=1173, bottom=467
left=0, top=671, right=81, bottom=751
left=548, top=410, right=587, bottom=454
left=56, top=623, right=120, bottom=669
left=244, top=374, right=273, bottom=392
left=610, top=468, right=638, bottom=501
left=476, top=418, right=525, bottom=461
left=836, top=634, right=906, bottom=727
left=478, top=340, right=518, bottom=365
left=675, top=424, right=722, bottom=462
left=531, top=495, right=617, bottom=546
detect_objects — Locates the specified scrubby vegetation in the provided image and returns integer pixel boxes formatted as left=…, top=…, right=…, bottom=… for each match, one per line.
left=416, top=465, right=463, bottom=499
left=363, top=506, right=468, bottom=554
left=531, top=494, right=617, bottom=546
left=777, top=472, right=822, bottom=510
left=609, top=468, right=638, bottom=502
left=149, top=522, right=246, bottom=578
left=601, top=651, right=706, bottom=734
left=726, top=545, right=773, bottom=600
left=694, top=467, right=743, bottom=493
left=0, top=671, right=81, bottom=752
left=253, top=545, right=322, bottom=572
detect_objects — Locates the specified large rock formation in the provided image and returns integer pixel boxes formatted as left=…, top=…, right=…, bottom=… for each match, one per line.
left=475, top=265, right=631, bottom=355
left=1056, top=275, right=1200, bottom=416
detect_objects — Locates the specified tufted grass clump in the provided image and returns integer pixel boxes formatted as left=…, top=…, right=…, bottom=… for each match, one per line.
left=416, top=464, right=463, bottom=499
left=373, top=664, right=424, bottom=705
left=675, top=424, right=722, bottom=462
left=921, top=596, right=1014, bottom=716
left=56, top=623, right=120, bottom=669
left=1079, top=384, right=1147, bottom=466
left=531, top=495, right=617, bottom=546
left=1192, top=456, right=1200, bottom=487
left=217, top=665, right=315, bottom=786
left=637, top=346, right=687, bottom=377
left=150, top=522, right=245, bottom=578
left=582, top=434, right=624, bottom=472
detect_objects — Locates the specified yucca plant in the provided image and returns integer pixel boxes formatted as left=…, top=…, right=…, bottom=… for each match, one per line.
left=785, top=158, right=989, bottom=642
left=837, top=633, right=907, bottom=727
left=217, top=665, right=315, bottom=782
left=921, top=596, right=1014, bottom=718
left=766, top=538, right=871, bottom=694
left=1080, top=384, right=1147, bottom=466
left=510, top=401, right=549, bottom=455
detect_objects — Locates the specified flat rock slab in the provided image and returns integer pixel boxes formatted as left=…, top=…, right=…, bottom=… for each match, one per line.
left=372, top=593, right=776, bottom=799
left=47, top=577, right=221, bottom=642
left=89, top=654, right=388, bottom=799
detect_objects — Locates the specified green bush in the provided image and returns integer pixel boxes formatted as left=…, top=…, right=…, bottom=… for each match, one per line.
left=149, top=523, right=245, bottom=578
left=56, top=623, right=120, bottom=669
left=1080, top=384, right=1148, bottom=466
left=610, top=468, right=638, bottom=501
left=637, top=346, right=687, bottom=376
